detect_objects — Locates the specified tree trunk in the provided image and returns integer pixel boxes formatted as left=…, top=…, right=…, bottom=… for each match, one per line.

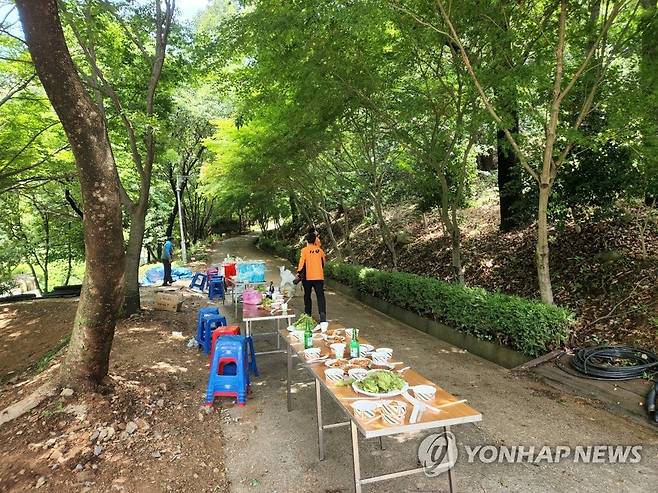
left=321, top=208, right=343, bottom=260
left=17, top=0, right=125, bottom=389
left=371, top=193, right=397, bottom=269
left=122, top=198, right=148, bottom=314
left=65, top=224, right=72, bottom=286
left=289, top=194, right=299, bottom=225
left=449, top=206, right=464, bottom=284
left=536, top=183, right=554, bottom=304
left=497, top=111, right=524, bottom=231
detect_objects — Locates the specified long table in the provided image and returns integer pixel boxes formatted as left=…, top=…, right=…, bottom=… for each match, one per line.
left=242, top=303, right=296, bottom=355
left=281, top=324, right=482, bottom=492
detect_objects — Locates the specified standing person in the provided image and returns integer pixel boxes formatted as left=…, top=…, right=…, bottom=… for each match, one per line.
left=309, top=225, right=321, bottom=247
left=297, top=231, right=327, bottom=322
left=162, top=237, right=174, bottom=286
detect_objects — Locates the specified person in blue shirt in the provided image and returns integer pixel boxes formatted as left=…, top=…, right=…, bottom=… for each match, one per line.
left=162, top=237, right=174, bottom=286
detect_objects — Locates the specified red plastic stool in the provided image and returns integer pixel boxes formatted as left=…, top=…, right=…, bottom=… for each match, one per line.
left=209, top=325, right=241, bottom=362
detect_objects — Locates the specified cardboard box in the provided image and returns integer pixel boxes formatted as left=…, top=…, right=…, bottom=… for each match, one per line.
left=154, top=292, right=183, bottom=312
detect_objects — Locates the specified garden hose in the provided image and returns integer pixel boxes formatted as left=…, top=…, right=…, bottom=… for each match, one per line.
left=564, top=345, right=658, bottom=424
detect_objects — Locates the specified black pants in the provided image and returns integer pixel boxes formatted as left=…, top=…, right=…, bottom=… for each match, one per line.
left=162, top=259, right=173, bottom=285
left=302, top=279, right=326, bottom=322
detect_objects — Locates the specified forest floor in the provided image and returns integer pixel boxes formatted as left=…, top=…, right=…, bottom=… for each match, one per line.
left=284, top=198, right=658, bottom=353
left=0, top=264, right=231, bottom=492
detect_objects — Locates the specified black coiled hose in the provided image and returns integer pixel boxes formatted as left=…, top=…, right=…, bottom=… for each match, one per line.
left=568, top=346, right=658, bottom=424
left=570, top=346, right=658, bottom=380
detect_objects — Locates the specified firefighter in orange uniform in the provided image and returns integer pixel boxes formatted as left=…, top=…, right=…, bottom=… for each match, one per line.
left=297, top=231, right=327, bottom=322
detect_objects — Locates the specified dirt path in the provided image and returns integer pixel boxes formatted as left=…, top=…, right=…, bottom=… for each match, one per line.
left=214, top=236, right=658, bottom=493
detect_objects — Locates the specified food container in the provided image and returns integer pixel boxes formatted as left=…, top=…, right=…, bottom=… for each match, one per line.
left=325, top=368, right=345, bottom=384
left=351, top=400, right=381, bottom=420
left=242, top=289, right=263, bottom=305
left=413, top=385, right=436, bottom=401
left=348, top=368, right=368, bottom=381
left=304, top=348, right=321, bottom=360
left=381, top=400, right=407, bottom=425
left=371, top=351, right=392, bottom=366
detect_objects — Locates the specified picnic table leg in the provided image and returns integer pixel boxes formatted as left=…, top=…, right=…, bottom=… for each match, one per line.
left=315, top=378, right=325, bottom=461
left=445, top=426, right=456, bottom=493
left=350, top=421, right=362, bottom=493
left=286, top=342, right=293, bottom=412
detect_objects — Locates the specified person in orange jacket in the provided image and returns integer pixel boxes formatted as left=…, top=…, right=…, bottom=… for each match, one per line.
left=297, top=231, right=327, bottom=322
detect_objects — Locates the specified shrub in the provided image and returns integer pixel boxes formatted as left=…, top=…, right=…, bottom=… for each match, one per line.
left=256, top=236, right=299, bottom=266
left=325, top=262, right=573, bottom=358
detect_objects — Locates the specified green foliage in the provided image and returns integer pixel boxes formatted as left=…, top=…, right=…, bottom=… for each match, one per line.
left=325, top=262, right=573, bottom=357
left=256, top=236, right=299, bottom=266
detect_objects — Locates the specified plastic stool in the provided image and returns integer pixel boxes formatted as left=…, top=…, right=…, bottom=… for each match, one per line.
left=209, top=325, right=241, bottom=362
left=200, top=314, right=227, bottom=354
left=208, top=276, right=225, bottom=302
left=245, top=336, right=259, bottom=377
left=196, top=307, right=219, bottom=348
left=206, top=335, right=249, bottom=406
left=189, top=272, right=207, bottom=291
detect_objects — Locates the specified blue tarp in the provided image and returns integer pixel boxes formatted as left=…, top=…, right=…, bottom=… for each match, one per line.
left=140, top=265, right=193, bottom=286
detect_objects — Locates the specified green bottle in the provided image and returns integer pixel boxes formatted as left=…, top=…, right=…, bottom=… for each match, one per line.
left=350, top=328, right=360, bottom=358
left=304, top=319, right=313, bottom=349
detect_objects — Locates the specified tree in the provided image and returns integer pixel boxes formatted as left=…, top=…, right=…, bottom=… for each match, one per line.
left=16, top=0, right=125, bottom=388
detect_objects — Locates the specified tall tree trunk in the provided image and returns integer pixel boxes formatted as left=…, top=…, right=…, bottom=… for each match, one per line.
left=320, top=208, right=343, bottom=260
left=449, top=206, right=464, bottom=284
left=17, top=0, right=125, bottom=389
left=536, top=183, right=553, bottom=304
left=289, top=193, right=299, bottom=224
left=65, top=223, right=72, bottom=285
left=123, top=198, right=148, bottom=314
left=371, top=192, right=397, bottom=269
left=497, top=111, right=524, bottom=231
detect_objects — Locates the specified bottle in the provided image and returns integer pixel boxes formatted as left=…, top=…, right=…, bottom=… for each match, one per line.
left=304, top=319, right=313, bottom=349
left=350, top=328, right=360, bottom=358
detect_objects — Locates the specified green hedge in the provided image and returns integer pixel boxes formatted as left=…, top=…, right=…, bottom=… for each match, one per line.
left=325, top=262, right=573, bottom=358
left=256, top=236, right=299, bottom=266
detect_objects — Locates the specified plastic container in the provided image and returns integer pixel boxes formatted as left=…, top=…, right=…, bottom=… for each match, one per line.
left=242, top=288, right=263, bottom=305
left=236, top=261, right=266, bottom=283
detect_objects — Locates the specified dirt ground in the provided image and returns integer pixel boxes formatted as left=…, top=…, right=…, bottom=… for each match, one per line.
left=0, top=281, right=230, bottom=492
left=1, top=235, right=658, bottom=493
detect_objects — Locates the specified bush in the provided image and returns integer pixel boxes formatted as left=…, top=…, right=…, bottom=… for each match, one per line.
left=325, top=262, right=573, bottom=358
left=256, top=236, right=299, bottom=266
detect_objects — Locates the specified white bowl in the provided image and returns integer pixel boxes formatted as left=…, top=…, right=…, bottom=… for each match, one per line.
left=376, top=347, right=393, bottom=356
left=348, top=368, right=368, bottom=382
left=287, top=325, right=297, bottom=332
left=325, top=368, right=345, bottom=384
left=413, top=384, right=436, bottom=401
left=381, top=400, right=407, bottom=425
left=371, top=351, right=392, bottom=366
left=351, top=400, right=381, bottom=419
left=304, top=348, right=321, bottom=360
left=359, top=344, right=374, bottom=355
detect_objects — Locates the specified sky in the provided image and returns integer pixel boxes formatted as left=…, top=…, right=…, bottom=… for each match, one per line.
left=0, top=1, right=212, bottom=29
left=178, top=0, right=211, bottom=22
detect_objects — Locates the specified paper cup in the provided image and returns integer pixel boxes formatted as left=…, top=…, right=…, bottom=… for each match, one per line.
left=280, top=302, right=288, bottom=311
left=320, top=322, right=329, bottom=333
left=330, top=343, right=346, bottom=359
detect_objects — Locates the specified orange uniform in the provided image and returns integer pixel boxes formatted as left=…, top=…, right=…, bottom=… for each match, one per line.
left=297, top=244, right=326, bottom=280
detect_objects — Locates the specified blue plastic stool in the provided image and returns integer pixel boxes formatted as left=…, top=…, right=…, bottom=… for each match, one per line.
left=195, top=307, right=219, bottom=347
left=208, top=276, right=225, bottom=302
left=245, top=336, right=259, bottom=377
left=189, top=272, right=207, bottom=291
left=205, top=335, right=249, bottom=406
left=200, top=314, right=227, bottom=354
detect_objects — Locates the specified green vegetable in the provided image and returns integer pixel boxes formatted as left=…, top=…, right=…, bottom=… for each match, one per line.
left=294, top=313, right=316, bottom=328
left=355, top=371, right=406, bottom=394
left=334, top=377, right=355, bottom=387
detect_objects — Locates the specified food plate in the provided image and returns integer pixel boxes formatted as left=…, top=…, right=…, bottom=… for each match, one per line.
left=351, top=370, right=409, bottom=398
left=304, top=355, right=328, bottom=364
